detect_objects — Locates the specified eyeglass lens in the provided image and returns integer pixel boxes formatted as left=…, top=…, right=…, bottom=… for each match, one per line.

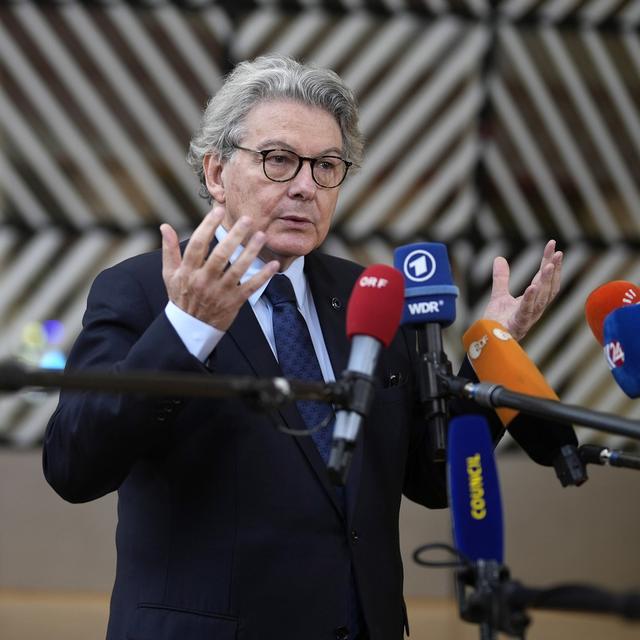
left=263, top=150, right=347, bottom=188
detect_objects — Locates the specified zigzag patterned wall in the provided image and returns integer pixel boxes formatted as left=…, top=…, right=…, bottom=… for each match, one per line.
left=1, top=0, right=639, bottom=449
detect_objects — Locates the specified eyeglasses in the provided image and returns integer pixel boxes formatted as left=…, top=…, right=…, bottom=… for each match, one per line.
left=232, top=145, right=352, bottom=189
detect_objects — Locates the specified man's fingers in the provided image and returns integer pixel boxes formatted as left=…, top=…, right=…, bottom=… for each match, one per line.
left=550, top=250, right=563, bottom=299
left=205, top=216, right=253, bottom=275
left=490, top=256, right=511, bottom=298
left=510, top=285, right=537, bottom=340
left=160, top=223, right=181, bottom=275
left=541, top=239, right=556, bottom=263
left=538, top=240, right=562, bottom=295
left=535, top=262, right=558, bottom=310
left=241, top=260, right=280, bottom=298
left=222, top=230, right=269, bottom=284
left=181, top=208, right=224, bottom=270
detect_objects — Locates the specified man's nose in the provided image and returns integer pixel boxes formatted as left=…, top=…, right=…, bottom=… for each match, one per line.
left=288, top=159, right=317, bottom=197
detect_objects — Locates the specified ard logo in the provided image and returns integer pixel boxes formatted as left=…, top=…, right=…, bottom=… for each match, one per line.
left=402, top=249, right=436, bottom=283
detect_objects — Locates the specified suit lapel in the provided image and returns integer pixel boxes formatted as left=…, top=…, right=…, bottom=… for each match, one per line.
left=223, top=260, right=348, bottom=518
left=304, top=253, right=350, bottom=380
left=225, top=302, right=280, bottom=378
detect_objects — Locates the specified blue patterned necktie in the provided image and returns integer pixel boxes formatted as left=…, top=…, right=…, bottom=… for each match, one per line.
left=264, top=274, right=363, bottom=637
left=263, top=274, right=334, bottom=461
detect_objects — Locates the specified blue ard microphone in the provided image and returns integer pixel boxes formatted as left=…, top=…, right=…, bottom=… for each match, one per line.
left=393, top=242, right=459, bottom=326
left=447, top=414, right=504, bottom=563
left=603, top=305, right=640, bottom=398
left=394, top=243, right=460, bottom=461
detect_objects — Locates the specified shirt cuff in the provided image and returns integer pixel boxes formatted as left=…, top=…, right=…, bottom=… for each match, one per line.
left=165, top=301, right=225, bottom=362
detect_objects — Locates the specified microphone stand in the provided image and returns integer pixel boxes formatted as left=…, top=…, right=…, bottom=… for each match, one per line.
left=442, top=375, right=640, bottom=442
left=0, top=359, right=347, bottom=408
left=454, top=556, right=640, bottom=639
left=455, top=559, right=529, bottom=640
left=579, top=444, right=640, bottom=471
left=416, top=325, right=453, bottom=463
left=416, top=545, right=640, bottom=640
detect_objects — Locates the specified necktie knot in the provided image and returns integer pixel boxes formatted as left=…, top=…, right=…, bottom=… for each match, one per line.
left=264, top=274, right=297, bottom=307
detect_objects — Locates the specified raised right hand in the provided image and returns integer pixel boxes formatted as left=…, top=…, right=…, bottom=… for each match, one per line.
left=160, top=207, right=280, bottom=331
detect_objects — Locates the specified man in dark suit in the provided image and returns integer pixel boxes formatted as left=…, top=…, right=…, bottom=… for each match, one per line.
left=44, top=55, right=568, bottom=640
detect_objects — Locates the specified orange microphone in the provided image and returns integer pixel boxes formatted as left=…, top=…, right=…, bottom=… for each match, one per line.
left=462, top=319, right=559, bottom=426
left=585, top=281, right=640, bottom=345
left=461, top=319, right=578, bottom=467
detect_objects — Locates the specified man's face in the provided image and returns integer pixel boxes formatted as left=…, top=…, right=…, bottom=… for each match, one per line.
left=205, top=100, right=344, bottom=269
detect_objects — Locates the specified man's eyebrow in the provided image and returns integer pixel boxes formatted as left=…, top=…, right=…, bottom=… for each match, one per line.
left=257, top=139, right=344, bottom=156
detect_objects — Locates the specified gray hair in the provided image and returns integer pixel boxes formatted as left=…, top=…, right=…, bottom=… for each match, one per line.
left=187, top=54, right=364, bottom=200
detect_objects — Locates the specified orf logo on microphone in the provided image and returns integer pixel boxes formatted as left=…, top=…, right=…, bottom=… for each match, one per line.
left=402, top=250, right=436, bottom=283
left=359, top=275, right=388, bottom=289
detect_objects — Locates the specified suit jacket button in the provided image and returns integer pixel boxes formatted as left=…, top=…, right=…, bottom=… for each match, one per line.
left=334, top=626, right=349, bottom=640
left=331, top=297, right=342, bottom=310
left=350, top=529, right=359, bottom=544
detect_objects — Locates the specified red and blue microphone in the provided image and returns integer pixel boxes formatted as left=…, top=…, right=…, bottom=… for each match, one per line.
left=603, top=305, right=640, bottom=399
left=585, top=280, right=640, bottom=398
left=585, top=280, right=640, bottom=346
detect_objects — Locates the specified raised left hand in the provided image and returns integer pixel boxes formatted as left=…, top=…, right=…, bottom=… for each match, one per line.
left=482, top=240, right=563, bottom=341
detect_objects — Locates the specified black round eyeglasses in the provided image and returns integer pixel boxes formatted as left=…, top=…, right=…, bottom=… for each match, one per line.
left=232, top=145, right=352, bottom=189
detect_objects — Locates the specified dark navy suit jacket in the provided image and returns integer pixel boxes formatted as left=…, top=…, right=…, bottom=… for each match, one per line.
left=43, top=247, right=517, bottom=640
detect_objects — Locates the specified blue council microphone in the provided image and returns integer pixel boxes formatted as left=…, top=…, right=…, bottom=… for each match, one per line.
left=394, top=242, right=460, bottom=462
left=603, top=304, right=640, bottom=398
left=448, top=414, right=504, bottom=563
left=447, top=414, right=517, bottom=636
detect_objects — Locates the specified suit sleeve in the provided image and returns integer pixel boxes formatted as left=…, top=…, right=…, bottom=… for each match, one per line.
left=43, top=264, right=207, bottom=503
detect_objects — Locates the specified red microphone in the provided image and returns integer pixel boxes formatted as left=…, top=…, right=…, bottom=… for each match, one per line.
left=328, top=264, right=404, bottom=484
left=585, top=280, right=640, bottom=345
left=345, top=265, right=405, bottom=346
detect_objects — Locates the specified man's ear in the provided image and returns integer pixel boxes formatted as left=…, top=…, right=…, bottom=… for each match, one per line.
left=203, top=154, right=225, bottom=203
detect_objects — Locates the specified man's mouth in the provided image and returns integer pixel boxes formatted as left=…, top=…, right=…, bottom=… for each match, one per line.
left=280, top=215, right=312, bottom=224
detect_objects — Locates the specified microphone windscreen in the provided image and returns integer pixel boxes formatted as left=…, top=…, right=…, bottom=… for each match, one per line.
left=603, top=305, right=640, bottom=398
left=462, top=319, right=577, bottom=466
left=393, top=242, right=459, bottom=326
left=448, top=414, right=504, bottom=563
left=346, top=265, right=404, bottom=347
left=585, top=280, right=640, bottom=346
left=462, top=319, right=559, bottom=426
